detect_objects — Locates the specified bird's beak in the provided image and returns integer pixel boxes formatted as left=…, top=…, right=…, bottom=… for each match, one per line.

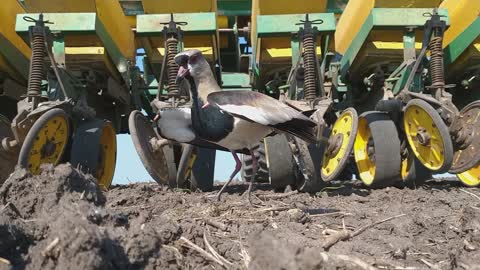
left=176, top=65, right=189, bottom=84
left=174, top=51, right=191, bottom=84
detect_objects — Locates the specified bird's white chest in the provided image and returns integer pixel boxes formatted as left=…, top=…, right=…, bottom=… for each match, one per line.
left=216, top=118, right=272, bottom=150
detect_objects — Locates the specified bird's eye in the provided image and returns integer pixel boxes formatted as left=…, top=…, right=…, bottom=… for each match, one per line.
left=189, top=54, right=198, bottom=64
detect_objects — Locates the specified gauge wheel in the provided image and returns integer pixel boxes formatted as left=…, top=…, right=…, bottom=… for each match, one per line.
left=70, top=119, right=117, bottom=190
left=321, top=108, right=358, bottom=181
left=401, top=147, right=432, bottom=188
left=403, top=99, right=453, bottom=173
left=18, top=108, right=71, bottom=175
left=456, top=164, right=480, bottom=187
left=354, top=111, right=401, bottom=188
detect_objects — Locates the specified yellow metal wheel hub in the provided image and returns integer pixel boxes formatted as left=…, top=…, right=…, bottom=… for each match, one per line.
left=96, top=122, right=117, bottom=190
left=457, top=165, right=480, bottom=187
left=26, top=114, right=69, bottom=174
left=403, top=99, right=453, bottom=172
left=354, top=117, right=376, bottom=185
left=321, top=108, right=358, bottom=181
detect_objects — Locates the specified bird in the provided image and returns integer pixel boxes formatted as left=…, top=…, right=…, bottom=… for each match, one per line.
left=174, top=49, right=319, bottom=202
left=155, top=105, right=249, bottom=155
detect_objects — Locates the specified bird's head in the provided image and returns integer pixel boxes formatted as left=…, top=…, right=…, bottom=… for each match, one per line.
left=174, top=49, right=211, bottom=84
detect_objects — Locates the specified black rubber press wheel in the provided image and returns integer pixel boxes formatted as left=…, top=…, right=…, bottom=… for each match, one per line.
left=354, top=111, right=401, bottom=188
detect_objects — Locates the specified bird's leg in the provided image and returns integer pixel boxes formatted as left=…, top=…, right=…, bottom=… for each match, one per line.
left=246, top=148, right=258, bottom=206
left=214, top=151, right=242, bottom=201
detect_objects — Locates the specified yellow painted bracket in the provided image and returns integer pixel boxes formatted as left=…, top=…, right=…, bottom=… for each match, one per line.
left=441, top=0, right=480, bottom=72
left=441, top=0, right=480, bottom=47
left=0, top=0, right=31, bottom=83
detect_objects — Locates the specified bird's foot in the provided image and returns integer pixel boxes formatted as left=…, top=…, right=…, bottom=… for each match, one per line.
left=214, top=192, right=223, bottom=202
left=247, top=193, right=256, bottom=207
left=205, top=192, right=223, bottom=202
left=242, top=190, right=262, bottom=208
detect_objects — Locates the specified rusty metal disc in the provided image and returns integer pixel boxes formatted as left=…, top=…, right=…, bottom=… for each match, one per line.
left=129, top=110, right=176, bottom=186
left=291, top=136, right=326, bottom=193
left=449, top=101, right=480, bottom=174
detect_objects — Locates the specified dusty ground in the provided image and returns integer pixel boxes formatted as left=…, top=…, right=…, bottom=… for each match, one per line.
left=1, top=164, right=480, bottom=270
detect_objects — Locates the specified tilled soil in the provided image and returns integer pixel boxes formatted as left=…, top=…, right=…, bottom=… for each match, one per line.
left=1, top=164, right=480, bottom=270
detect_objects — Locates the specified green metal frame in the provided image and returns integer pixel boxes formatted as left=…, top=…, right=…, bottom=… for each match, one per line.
left=15, top=13, right=130, bottom=78
left=136, top=12, right=219, bottom=99
left=221, top=72, right=250, bottom=89
left=136, top=13, right=218, bottom=36
left=117, top=0, right=253, bottom=17
left=255, top=13, right=336, bottom=37
left=118, top=0, right=144, bottom=15
left=338, top=8, right=450, bottom=78
left=444, top=16, right=480, bottom=66
left=443, top=15, right=480, bottom=109
left=15, top=13, right=136, bottom=134
left=326, top=0, right=347, bottom=14
left=217, top=0, right=251, bottom=16
left=251, top=12, right=336, bottom=89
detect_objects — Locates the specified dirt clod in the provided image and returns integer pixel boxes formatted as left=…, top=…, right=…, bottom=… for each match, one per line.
left=1, top=165, right=480, bottom=269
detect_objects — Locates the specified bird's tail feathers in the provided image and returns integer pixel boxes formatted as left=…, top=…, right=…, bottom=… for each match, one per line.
left=286, top=121, right=330, bottom=147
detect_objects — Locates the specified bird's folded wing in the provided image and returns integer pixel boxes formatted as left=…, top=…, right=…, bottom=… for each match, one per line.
left=207, top=91, right=317, bottom=143
left=157, top=108, right=196, bottom=143
left=206, top=91, right=306, bottom=125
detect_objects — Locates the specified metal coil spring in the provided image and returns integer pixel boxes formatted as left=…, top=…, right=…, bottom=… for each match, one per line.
left=27, top=33, right=45, bottom=98
left=166, top=37, right=179, bottom=96
left=429, top=36, right=445, bottom=87
left=303, top=33, right=316, bottom=101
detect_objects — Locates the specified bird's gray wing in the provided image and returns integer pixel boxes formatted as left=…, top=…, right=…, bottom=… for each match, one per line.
left=207, top=91, right=317, bottom=144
